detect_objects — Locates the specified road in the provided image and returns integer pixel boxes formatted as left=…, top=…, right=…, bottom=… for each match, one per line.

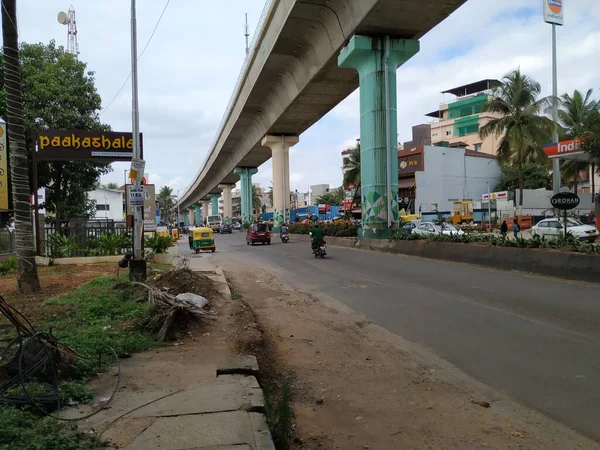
left=184, top=232, right=600, bottom=441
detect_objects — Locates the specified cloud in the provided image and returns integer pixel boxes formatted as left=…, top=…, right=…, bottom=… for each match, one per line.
left=18, top=0, right=600, bottom=196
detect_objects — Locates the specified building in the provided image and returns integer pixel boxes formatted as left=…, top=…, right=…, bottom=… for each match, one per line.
left=310, top=184, right=330, bottom=204
left=426, top=79, right=501, bottom=155
left=88, top=188, right=124, bottom=221
left=402, top=124, right=431, bottom=150
left=398, top=145, right=501, bottom=214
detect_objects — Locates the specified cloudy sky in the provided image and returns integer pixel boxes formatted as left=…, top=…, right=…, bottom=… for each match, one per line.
left=17, top=0, right=600, bottom=194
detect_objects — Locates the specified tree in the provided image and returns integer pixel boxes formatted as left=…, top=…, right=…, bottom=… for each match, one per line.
left=494, top=164, right=552, bottom=191
left=251, top=185, right=262, bottom=214
left=156, top=186, right=174, bottom=223
left=314, top=188, right=344, bottom=206
left=343, top=142, right=360, bottom=200
left=103, top=182, right=119, bottom=190
left=0, top=41, right=112, bottom=220
left=2, top=0, right=41, bottom=293
left=579, top=108, right=600, bottom=200
left=479, top=69, right=555, bottom=207
left=558, top=89, right=598, bottom=193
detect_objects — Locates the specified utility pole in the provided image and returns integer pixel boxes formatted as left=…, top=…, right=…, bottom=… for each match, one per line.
left=129, top=0, right=146, bottom=280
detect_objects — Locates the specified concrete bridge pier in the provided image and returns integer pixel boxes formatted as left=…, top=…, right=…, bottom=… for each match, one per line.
left=202, top=200, right=210, bottom=224
left=209, top=193, right=221, bottom=217
left=194, top=204, right=202, bottom=226
left=339, top=35, right=419, bottom=238
left=262, top=135, right=299, bottom=233
left=234, top=167, right=258, bottom=224
left=219, top=184, right=235, bottom=221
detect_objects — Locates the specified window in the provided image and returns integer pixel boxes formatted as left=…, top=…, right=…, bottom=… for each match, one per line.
left=474, top=143, right=482, bottom=151
left=446, top=130, right=451, bottom=136
left=538, top=222, right=548, bottom=228
left=547, top=221, right=560, bottom=229
left=96, top=204, right=110, bottom=211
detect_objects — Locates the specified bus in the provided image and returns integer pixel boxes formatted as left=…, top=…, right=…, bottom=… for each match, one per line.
left=206, top=215, right=222, bottom=233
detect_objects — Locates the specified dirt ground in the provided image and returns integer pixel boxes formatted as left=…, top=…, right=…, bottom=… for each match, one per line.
left=0, top=264, right=115, bottom=327
left=223, top=261, right=599, bottom=450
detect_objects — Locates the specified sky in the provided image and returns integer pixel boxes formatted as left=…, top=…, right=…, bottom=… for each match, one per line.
left=16, top=0, right=600, bottom=195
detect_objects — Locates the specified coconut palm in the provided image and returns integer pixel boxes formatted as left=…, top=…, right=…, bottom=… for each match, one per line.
left=157, top=186, right=174, bottom=222
left=479, top=69, right=556, bottom=207
left=251, top=185, right=262, bottom=214
left=343, top=142, right=361, bottom=206
left=558, top=89, right=598, bottom=193
left=2, top=0, right=41, bottom=293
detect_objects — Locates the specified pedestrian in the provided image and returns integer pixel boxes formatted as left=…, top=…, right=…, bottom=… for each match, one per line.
left=512, top=219, right=520, bottom=239
left=500, top=220, right=508, bottom=239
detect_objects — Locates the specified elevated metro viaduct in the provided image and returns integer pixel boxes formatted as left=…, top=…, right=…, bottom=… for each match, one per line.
left=179, top=0, right=467, bottom=236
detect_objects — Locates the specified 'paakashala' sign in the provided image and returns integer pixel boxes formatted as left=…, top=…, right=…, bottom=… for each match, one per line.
left=550, top=192, right=580, bottom=210
left=36, top=130, right=142, bottom=161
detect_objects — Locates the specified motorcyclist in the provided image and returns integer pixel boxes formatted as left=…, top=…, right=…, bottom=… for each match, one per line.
left=311, top=222, right=325, bottom=251
left=280, top=223, right=289, bottom=235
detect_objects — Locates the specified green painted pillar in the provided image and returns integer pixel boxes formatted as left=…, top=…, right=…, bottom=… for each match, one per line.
left=234, top=167, right=258, bottom=224
left=194, top=204, right=202, bottom=225
left=339, top=35, right=419, bottom=238
left=209, top=193, right=221, bottom=216
left=183, top=213, right=189, bottom=226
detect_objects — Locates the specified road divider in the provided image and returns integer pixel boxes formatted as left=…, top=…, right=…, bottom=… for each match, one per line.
left=290, top=234, right=599, bottom=283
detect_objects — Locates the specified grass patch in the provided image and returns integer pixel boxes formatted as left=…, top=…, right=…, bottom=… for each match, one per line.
left=44, top=274, right=155, bottom=378
left=0, top=406, right=106, bottom=450
left=264, top=376, right=295, bottom=450
left=0, top=256, right=17, bottom=275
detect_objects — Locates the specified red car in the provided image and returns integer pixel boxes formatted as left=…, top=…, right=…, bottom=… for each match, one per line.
left=246, top=223, right=271, bottom=245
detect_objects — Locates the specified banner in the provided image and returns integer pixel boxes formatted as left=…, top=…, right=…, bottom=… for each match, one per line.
left=126, top=184, right=157, bottom=231
left=543, top=0, right=563, bottom=26
left=0, top=121, right=8, bottom=210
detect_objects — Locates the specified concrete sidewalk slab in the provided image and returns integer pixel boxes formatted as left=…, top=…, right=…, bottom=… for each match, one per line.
left=124, top=410, right=274, bottom=450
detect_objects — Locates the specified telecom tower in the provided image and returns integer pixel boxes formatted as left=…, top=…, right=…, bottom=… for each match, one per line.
left=58, top=6, right=78, bottom=56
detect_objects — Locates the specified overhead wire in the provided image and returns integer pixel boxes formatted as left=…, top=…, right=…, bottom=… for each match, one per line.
left=99, top=0, right=171, bottom=116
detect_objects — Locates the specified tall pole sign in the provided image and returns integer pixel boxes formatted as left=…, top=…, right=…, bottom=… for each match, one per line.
left=544, top=0, right=563, bottom=195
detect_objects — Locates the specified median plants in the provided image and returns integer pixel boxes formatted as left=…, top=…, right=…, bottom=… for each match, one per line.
left=145, top=234, right=176, bottom=254
left=288, top=221, right=359, bottom=237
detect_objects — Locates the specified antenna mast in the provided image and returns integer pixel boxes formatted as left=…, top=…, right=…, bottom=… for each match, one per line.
left=67, top=5, right=78, bottom=55
left=244, top=13, right=249, bottom=56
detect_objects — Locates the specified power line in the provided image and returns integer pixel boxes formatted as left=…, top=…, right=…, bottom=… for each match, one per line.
left=99, top=0, right=171, bottom=117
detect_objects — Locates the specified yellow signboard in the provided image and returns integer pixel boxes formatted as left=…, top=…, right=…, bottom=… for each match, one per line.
left=0, top=121, right=8, bottom=210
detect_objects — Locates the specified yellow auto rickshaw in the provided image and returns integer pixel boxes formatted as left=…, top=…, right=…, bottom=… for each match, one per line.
left=189, top=226, right=215, bottom=253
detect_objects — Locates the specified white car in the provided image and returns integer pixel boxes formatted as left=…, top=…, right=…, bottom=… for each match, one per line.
left=411, top=221, right=465, bottom=236
left=531, top=218, right=598, bottom=242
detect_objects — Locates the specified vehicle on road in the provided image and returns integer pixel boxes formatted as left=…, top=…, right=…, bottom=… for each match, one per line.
left=412, top=221, right=464, bottom=236
left=312, top=240, right=327, bottom=258
left=246, top=223, right=271, bottom=246
left=232, top=221, right=242, bottom=230
left=220, top=222, right=233, bottom=234
left=206, top=215, right=222, bottom=233
left=531, top=217, right=598, bottom=242
left=189, top=226, right=215, bottom=253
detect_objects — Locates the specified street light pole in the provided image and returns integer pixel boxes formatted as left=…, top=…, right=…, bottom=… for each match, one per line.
left=129, top=0, right=145, bottom=280
left=177, top=189, right=182, bottom=228
left=551, top=23, right=560, bottom=194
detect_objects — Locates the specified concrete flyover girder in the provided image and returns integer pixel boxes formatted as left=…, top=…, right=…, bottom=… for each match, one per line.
left=179, top=0, right=467, bottom=210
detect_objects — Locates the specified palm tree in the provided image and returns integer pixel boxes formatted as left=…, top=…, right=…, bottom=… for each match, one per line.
left=157, top=186, right=174, bottom=222
left=2, top=0, right=41, bottom=293
left=479, top=69, right=556, bottom=207
left=343, top=142, right=361, bottom=203
left=251, top=185, right=262, bottom=215
left=558, top=89, right=598, bottom=193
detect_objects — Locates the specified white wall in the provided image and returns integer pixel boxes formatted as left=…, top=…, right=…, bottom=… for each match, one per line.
left=415, top=146, right=501, bottom=213
left=89, top=188, right=124, bottom=220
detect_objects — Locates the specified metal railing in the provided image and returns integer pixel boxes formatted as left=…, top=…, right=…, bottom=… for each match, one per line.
left=0, top=229, right=15, bottom=255
left=181, top=0, right=276, bottom=201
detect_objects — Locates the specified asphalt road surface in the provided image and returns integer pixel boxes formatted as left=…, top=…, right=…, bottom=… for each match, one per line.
left=187, top=232, right=600, bottom=440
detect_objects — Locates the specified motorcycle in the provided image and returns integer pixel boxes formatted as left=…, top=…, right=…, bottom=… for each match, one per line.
left=309, top=232, right=326, bottom=258
left=281, top=232, right=289, bottom=243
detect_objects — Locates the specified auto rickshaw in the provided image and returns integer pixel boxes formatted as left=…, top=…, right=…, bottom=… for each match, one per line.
left=189, top=226, right=215, bottom=253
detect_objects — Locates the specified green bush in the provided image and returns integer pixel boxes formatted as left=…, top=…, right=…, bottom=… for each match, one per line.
left=96, top=233, right=131, bottom=255
left=288, top=221, right=359, bottom=238
left=145, top=234, right=176, bottom=254
left=46, top=233, right=78, bottom=261
left=0, top=256, right=17, bottom=275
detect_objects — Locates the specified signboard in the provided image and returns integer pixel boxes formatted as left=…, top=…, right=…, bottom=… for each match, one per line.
left=550, top=192, right=580, bottom=210
left=543, top=138, right=584, bottom=158
left=129, top=158, right=146, bottom=182
left=398, top=154, right=422, bottom=174
left=0, top=121, right=8, bottom=210
left=36, top=130, right=142, bottom=161
left=129, top=186, right=145, bottom=206
left=318, top=204, right=326, bottom=214
left=126, top=184, right=156, bottom=231
left=543, top=0, right=563, bottom=26
left=482, top=191, right=509, bottom=201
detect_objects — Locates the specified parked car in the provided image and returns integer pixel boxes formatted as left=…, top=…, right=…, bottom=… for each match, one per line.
left=412, top=221, right=464, bottom=236
left=246, top=223, right=271, bottom=245
left=402, top=222, right=417, bottom=233
left=531, top=217, right=598, bottom=242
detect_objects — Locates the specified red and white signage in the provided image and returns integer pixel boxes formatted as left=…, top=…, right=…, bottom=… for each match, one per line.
left=482, top=191, right=508, bottom=201
left=543, top=139, right=583, bottom=158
